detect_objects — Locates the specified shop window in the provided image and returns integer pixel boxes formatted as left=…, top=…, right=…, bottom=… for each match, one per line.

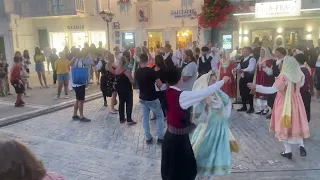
left=251, top=29, right=273, bottom=49
left=50, top=32, right=67, bottom=53
left=72, top=32, right=86, bottom=49
left=176, top=30, right=192, bottom=49
left=122, top=32, right=136, bottom=49
left=148, top=32, right=162, bottom=50
left=285, top=29, right=303, bottom=49
left=89, top=31, right=107, bottom=48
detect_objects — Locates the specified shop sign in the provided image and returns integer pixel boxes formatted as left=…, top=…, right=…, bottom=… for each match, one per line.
left=67, top=25, right=84, bottom=30
left=113, top=22, right=120, bottom=29
left=255, top=0, right=301, bottom=18
left=171, top=9, right=197, bottom=19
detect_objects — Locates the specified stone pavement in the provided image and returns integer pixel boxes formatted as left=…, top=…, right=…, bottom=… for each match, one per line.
left=0, top=94, right=320, bottom=179
left=0, top=72, right=101, bottom=124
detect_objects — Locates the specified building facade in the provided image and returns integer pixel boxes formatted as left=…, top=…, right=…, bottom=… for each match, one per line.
left=0, top=0, right=206, bottom=67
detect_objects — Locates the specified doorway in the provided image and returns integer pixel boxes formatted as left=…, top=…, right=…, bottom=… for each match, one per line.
left=72, top=32, right=86, bottom=49
left=50, top=32, right=67, bottom=53
left=38, top=29, right=49, bottom=50
left=148, top=32, right=162, bottom=49
left=0, top=37, right=5, bottom=58
left=121, top=32, right=135, bottom=49
left=176, top=30, right=192, bottom=49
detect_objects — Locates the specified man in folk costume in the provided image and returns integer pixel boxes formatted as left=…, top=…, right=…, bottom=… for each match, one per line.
left=266, top=47, right=286, bottom=119
left=253, top=47, right=274, bottom=115
left=161, top=68, right=231, bottom=180
left=162, top=44, right=175, bottom=68
left=197, top=47, right=213, bottom=78
left=234, top=47, right=256, bottom=114
left=248, top=56, right=309, bottom=160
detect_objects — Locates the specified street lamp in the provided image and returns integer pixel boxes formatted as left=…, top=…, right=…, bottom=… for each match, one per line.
left=100, top=10, right=114, bottom=51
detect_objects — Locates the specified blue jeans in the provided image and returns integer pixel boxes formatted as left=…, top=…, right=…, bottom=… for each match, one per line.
left=140, top=99, right=165, bottom=140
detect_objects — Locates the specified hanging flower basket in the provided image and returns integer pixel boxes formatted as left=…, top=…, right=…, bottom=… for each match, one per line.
left=198, top=0, right=239, bottom=28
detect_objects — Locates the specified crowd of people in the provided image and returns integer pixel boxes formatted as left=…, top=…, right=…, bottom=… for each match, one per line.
left=0, top=37, right=319, bottom=179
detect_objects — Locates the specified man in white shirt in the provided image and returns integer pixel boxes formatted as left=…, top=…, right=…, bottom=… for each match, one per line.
left=234, top=47, right=256, bottom=113
left=210, top=47, right=221, bottom=71
left=175, top=44, right=184, bottom=67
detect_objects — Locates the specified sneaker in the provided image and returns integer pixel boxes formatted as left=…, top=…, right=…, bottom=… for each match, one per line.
left=24, top=93, right=30, bottom=97
left=15, top=103, right=24, bottom=107
left=157, top=138, right=164, bottom=144
left=146, top=137, right=153, bottom=145
left=79, top=117, right=91, bottom=122
left=72, top=115, right=80, bottom=120
left=44, top=85, right=49, bottom=88
left=54, top=95, right=60, bottom=100
left=120, top=120, right=126, bottom=124
left=64, top=95, right=69, bottom=99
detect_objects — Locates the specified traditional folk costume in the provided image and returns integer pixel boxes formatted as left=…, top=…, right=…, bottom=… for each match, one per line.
left=217, top=51, right=236, bottom=98
left=253, top=47, right=274, bottom=115
left=191, top=71, right=239, bottom=179
left=198, top=48, right=213, bottom=78
left=163, top=52, right=175, bottom=68
left=237, top=54, right=256, bottom=113
left=161, top=78, right=226, bottom=180
left=254, top=56, right=309, bottom=159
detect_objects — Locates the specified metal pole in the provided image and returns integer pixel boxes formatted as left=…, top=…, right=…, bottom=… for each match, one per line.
left=107, top=21, right=110, bottom=51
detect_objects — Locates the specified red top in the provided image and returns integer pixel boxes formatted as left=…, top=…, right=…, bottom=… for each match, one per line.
left=300, top=67, right=312, bottom=93
left=166, top=88, right=188, bottom=128
left=10, top=64, right=21, bottom=84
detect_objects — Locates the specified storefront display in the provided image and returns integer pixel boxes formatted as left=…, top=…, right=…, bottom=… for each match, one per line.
left=89, top=31, right=106, bottom=48
left=148, top=32, right=162, bottom=49
left=122, top=32, right=136, bottom=48
left=50, top=32, right=67, bottom=53
left=285, top=29, right=303, bottom=49
left=72, top=32, right=86, bottom=49
left=222, top=35, right=232, bottom=50
left=251, top=29, right=273, bottom=48
left=176, top=30, right=192, bottom=49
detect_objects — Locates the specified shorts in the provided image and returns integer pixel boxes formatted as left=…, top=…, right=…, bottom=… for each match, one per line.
left=35, top=63, right=44, bottom=73
left=57, top=73, right=70, bottom=83
left=73, top=85, right=86, bottom=101
left=12, top=81, right=25, bottom=94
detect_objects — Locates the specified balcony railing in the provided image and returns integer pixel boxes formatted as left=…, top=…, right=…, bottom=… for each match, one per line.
left=18, top=0, right=85, bottom=18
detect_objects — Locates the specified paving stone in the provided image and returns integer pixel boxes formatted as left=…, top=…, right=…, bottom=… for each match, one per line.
left=1, top=96, right=320, bottom=179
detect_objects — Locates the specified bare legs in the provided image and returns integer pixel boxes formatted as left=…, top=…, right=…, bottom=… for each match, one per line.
left=74, top=100, right=84, bottom=118
left=110, top=91, right=117, bottom=113
left=37, top=71, right=48, bottom=87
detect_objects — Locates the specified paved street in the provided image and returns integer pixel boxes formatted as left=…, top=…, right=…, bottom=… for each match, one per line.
left=0, top=94, right=320, bottom=179
left=0, top=72, right=100, bottom=121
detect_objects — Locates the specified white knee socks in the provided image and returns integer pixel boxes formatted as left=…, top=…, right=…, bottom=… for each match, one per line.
left=284, top=142, right=292, bottom=153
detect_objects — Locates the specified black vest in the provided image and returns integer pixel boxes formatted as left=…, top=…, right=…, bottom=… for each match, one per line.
left=198, top=55, right=212, bottom=74
left=164, top=53, right=174, bottom=68
left=240, top=56, right=255, bottom=77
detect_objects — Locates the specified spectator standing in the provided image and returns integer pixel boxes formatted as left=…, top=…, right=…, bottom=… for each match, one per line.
left=54, top=52, right=70, bottom=100
left=181, top=49, right=198, bottom=91
left=22, top=50, right=31, bottom=89
left=104, top=53, right=118, bottom=113
left=34, top=47, right=49, bottom=88
left=0, top=137, right=65, bottom=180
left=69, top=52, right=91, bottom=122
left=136, top=53, right=164, bottom=144
left=10, top=51, right=25, bottom=107
left=115, top=56, right=136, bottom=125
left=162, top=44, right=175, bottom=68
left=0, top=56, right=6, bottom=96
left=43, top=46, right=51, bottom=73
left=0, top=54, right=11, bottom=96
left=49, top=48, right=59, bottom=85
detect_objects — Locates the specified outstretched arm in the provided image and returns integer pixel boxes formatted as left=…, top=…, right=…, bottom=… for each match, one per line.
left=179, top=80, right=225, bottom=109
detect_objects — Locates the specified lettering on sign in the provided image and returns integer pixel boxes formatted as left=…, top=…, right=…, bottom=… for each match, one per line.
left=255, top=0, right=301, bottom=18
left=171, top=9, right=197, bottom=19
left=67, top=25, right=85, bottom=30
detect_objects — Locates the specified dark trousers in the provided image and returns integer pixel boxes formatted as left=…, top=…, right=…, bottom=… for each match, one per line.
left=239, top=76, right=254, bottom=109
left=118, top=90, right=133, bottom=121
left=158, top=90, right=167, bottom=117
left=301, top=91, right=311, bottom=122
left=53, top=70, right=57, bottom=84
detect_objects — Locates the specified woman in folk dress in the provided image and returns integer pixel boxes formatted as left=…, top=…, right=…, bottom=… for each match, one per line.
left=248, top=56, right=309, bottom=160
left=217, top=50, right=236, bottom=98
left=253, top=47, right=274, bottom=115
left=191, top=71, right=239, bottom=180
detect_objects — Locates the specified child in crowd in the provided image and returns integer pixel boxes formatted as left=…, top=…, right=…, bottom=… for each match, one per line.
left=161, top=68, right=230, bottom=180
left=0, top=137, right=64, bottom=180
left=295, top=53, right=312, bottom=122
left=54, top=52, right=70, bottom=100
left=10, top=51, right=25, bottom=107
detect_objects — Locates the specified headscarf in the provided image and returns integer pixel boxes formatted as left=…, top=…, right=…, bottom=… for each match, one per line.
left=253, top=47, right=272, bottom=84
left=217, top=49, right=231, bottom=80
left=279, top=56, right=303, bottom=128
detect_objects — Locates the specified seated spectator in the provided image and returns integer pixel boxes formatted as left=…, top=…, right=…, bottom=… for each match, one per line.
left=0, top=137, right=64, bottom=180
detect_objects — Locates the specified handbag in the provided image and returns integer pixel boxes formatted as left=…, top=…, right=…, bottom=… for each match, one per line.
left=71, top=59, right=88, bottom=84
